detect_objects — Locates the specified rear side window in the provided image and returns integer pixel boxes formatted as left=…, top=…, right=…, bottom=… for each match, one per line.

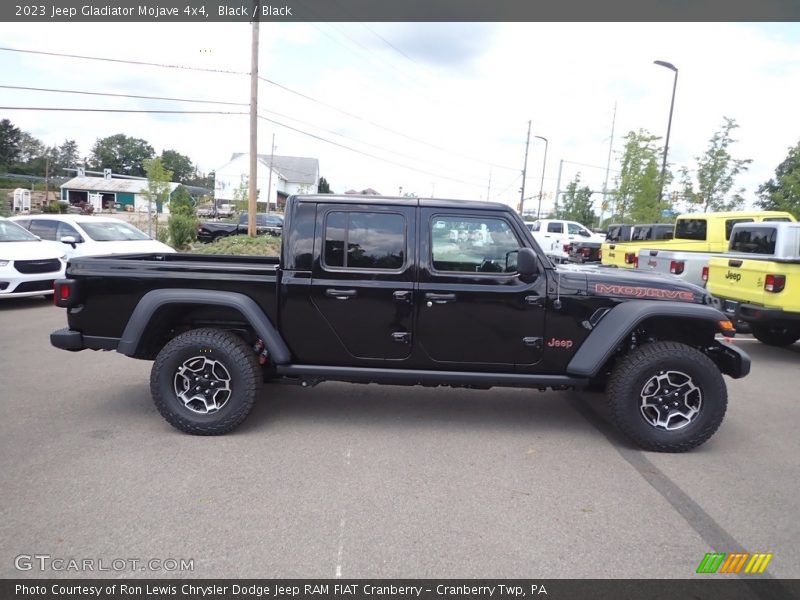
left=29, top=220, right=59, bottom=240
left=547, top=222, right=563, bottom=233
left=631, top=226, right=651, bottom=241
left=729, top=227, right=777, bottom=254
left=725, top=218, right=754, bottom=240
left=763, top=217, right=791, bottom=222
left=674, top=219, right=707, bottom=241
left=654, top=225, right=674, bottom=240
left=323, top=211, right=405, bottom=270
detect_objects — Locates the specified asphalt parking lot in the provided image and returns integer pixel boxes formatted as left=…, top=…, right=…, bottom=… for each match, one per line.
left=1, top=298, right=798, bottom=580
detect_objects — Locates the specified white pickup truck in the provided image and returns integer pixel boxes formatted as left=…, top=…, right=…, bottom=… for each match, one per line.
left=526, top=219, right=605, bottom=263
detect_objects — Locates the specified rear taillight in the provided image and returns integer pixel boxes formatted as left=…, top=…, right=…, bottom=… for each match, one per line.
left=598, top=249, right=602, bottom=260
left=765, top=274, right=786, bottom=293
left=563, top=244, right=571, bottom=253
left=633, top=255, right=639, bottom=268
left=53, top=279, right=79, bottom=308
left=581, top=248, right=591, bottom=257
left=670, top=260, right=685, bottom=275
left=624, top=252, right=636, bottom=264
left=702, top=266, right=709, bottom=282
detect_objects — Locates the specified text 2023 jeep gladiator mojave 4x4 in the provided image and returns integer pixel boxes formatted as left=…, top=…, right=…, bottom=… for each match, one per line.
left=51, top=195, right=750, bottom=452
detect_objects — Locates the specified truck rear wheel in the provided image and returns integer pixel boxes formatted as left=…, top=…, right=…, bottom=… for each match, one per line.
left=751, top=323, right=800, bottom=347
left=607, top=341, right=727, bottom=452
left=150, top=328, right=261, bottom=435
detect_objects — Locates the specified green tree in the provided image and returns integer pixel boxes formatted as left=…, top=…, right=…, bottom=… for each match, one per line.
left=318, top=176, right=332, bottom=193
left=756, top=141, right=800, bottom=219
left=612, top=129, right=670, bottom=223
left=160, top=149, right=195, bottom=183
left=0, top=119, right=22, bottom=168
left=142, top=157, right=173, bottom=237
left=680, top=117, right=752, bottom=212
left=55, top=140, right=81, bottom=173
left=90, top=134, right=155, bottom=176
left=558, top=173, right=595, bottom=226
left=167, top=185, right=198, bottom=249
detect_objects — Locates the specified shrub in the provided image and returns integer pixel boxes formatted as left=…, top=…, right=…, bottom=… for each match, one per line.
left=42, top=201, right=69, bottom=214
left=167, top=213, right=197, bottom=250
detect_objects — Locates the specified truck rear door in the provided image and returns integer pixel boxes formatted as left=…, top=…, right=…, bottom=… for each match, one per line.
left=309, top=203, right=416, bottom=361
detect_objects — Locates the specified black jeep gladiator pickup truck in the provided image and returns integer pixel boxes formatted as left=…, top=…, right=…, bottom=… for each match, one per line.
left=51, top=195, right=750, bottom=452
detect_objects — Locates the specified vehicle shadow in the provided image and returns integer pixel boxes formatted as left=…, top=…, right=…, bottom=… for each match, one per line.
left=0, top=296, right=56, bottom=310
left=242, top=381, right=597, bottom=437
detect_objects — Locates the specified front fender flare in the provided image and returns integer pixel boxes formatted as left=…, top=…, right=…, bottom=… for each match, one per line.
left=566, top=300, right=732, bottom=378
left=116, top=289, right=291, bottom=364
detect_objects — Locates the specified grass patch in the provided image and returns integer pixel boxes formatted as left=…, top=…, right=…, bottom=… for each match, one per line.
left=189, top=234, right=281, bottom=256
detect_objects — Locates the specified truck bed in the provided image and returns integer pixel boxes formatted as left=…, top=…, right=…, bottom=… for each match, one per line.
left=64, top=253, right=280, bottom=340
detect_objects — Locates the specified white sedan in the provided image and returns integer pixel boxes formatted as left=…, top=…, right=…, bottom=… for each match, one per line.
left=0, top=217, right=66, bottom=299
left=9, top=214, right=175, bottom=259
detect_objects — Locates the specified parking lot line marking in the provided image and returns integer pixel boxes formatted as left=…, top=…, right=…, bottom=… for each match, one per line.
left=335, top=447, right=351, bottom=579
left=566, top=392, right=794, bottom=600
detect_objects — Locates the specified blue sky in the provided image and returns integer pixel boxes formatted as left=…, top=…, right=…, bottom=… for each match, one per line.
left=1, top=22, right=799, bottom=214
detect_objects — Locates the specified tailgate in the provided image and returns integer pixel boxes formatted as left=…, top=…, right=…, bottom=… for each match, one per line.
left=707, top=256, right=766, bottom=306
left=638, top=249, right=674, bottom=275
left=601, top=242, right=636, bottom=268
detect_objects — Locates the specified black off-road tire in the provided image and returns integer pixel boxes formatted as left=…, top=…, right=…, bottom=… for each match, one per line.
left=150, top=328, right=261, bottom=435
left=607, top=341, right=727, bottom=452
left=751, top=323, right=800, bottom=347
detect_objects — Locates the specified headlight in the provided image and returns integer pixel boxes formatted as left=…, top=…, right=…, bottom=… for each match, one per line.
left=0, top=260, right=9, bottom=267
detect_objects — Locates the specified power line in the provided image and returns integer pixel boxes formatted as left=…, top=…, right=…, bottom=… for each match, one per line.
left=0, top=46, right=248, bottom=75
left=258, top=75, right=519, bottom=172
left=257, top=114, right=486, bottom=188
left=0, top=107, right=247, bottom=115
left=0, top=84, right=249, bottom=107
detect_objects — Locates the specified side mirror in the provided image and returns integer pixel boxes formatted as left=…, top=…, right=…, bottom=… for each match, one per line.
left=60, top=235, right=79, bottom=248
left=518, top=247, right=540, bottom=279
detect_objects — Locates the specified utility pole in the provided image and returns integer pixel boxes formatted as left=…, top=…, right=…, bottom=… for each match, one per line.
left=601, top=102, right=617, bottom=226
left=518, top=120, right=531, bottom=215
left=265, top=133, right=275, bottom=214
left=554, top=159, right=564, bottom=218
left=43, top=156, right=50, bottom=207
left=486, top=168, right=492, bottom=201
left=247, top=7, right=259, bottom=238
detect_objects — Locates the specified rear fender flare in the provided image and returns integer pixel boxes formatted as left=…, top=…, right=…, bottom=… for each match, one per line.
left=117, top=289, right=291, bottom=364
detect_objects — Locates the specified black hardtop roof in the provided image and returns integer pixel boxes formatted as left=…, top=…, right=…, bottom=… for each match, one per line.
left=292, top=194, right=514, bottom=212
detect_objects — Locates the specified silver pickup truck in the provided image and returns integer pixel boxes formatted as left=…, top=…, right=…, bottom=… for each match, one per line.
left=636, top=220, right=796, bottom=287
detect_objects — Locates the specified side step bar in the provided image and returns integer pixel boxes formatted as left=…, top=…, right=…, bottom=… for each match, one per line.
left=275, top=364, right=587, bottom=389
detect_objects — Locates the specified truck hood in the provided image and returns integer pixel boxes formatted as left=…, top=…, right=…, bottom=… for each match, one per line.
left=556, top=263, right=710, bottom=304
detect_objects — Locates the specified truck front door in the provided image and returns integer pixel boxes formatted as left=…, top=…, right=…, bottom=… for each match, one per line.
left=416, top=208, right=547, bottom=368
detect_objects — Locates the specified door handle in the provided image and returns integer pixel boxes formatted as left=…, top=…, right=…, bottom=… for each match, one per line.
left=325, top=288, right=357, bottom=300
left=393, top=290, right=412, bottom=302
left=524, top=295, right=544, bottom=306
left=424, top=292, right=456, bottom=305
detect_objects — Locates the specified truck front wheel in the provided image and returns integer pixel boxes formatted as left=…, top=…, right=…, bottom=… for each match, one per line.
left=150, top=328, right=261, bottom=435
left=751, top=323, right=800, bottom=347
left=607, top=341, right=727, bottom=452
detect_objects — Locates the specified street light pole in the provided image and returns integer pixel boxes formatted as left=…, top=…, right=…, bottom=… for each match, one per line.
left=534, top=135, right=548, bottom=220
left=654, top=60, right=678, bottom=204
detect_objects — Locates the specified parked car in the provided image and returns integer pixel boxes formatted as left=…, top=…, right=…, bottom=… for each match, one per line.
left=9, top=215, right=175, bottom=259
left=567, top=223, right=673, bottom=264
left=197, top=213, right=284, bottom=243
left=526, top=219, right=605, bottom=263
left=0, top=217, right=66, bottom=299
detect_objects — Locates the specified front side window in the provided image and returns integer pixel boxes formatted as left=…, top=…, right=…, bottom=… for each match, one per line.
left=323, top=211, right=405, bottom=270
left=547, top=222, right=563, bottom=233
left=56, top=221, right=82, bottom=241
left=431, top=216, right=521, bottom=273
left=80, top=221, right=150, bottom=241
left=567, top=222, right=589, bottom=236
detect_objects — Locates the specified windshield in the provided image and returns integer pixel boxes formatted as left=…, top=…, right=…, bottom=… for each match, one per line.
left=0, top=220, right=40, bottom=242
left=80, top=221, right=151, bottom=241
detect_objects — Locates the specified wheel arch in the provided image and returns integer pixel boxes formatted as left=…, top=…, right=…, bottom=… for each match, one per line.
left=117, top=289, right=291, bottom=363
left=567, top=300, right=733, bottom=378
